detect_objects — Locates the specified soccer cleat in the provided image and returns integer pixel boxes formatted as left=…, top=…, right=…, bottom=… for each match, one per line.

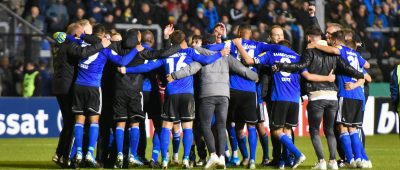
left=248, top=159, right=256, bottom=169
left=241, top=158, right=250, bottom=166
left=162, top=159, right=169, bottom=169
left=347, top=159, right=357, bottom=169
left=204, top=154, right=219, bottom=170
left=182, top=158, right=190, bottom=169
left=266, top=159, right=279, bottom=167
left=52, top=153, right=60, bottom=165
left=129, top=155, right=144, bottom=167
left=336, top=159, right=345, bottom=168
left=260, top=159, right=270, bottom=167
left=358, top=159, right=371, bottom=169
left=286, top=154, right=295, bottom=167
left=217, top=155, right=226, bottom=169
left=366, top=160, right=372, bottom=169
left=196, top=158, right=206, bottom=167
left=71, top=152, right=82, bottom=169
left=149, top=159, right=161, bottom=168
left=292, top=154, right=306, bottom=169
left=279, top=160, right=285, bottom=169
left=311, top=159, right=327, bottom=170
left=115, top=153, right=124, bottom=169
left=171, top=154, right=179, bottom=166
left=139, top=156, right=150, bottom=165
left=327, top=160, right=338, bottom=170
left=355, top=158, right=363, bottom=168
left=229, top=156, right=240, bottom=166
left=85, top=153, right=98, bottom=168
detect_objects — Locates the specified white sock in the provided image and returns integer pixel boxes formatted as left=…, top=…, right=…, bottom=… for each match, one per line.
left=225, top=150, right=231, bottom=158
left=233, top=150, right=238, bottom=157
left=173, top=153, right=178, bottom=159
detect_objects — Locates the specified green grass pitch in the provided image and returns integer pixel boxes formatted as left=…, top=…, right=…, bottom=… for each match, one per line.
left=0, top=135, right=399, bottom=169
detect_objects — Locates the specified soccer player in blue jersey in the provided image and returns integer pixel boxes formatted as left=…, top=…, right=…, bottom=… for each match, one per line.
left=69, top=25, right=144, bottom=168
left=311, top=31, right=371, bottom=168
left=226, top=25, right=296, bottom=169
left=237, top=39, right=307, bottom=169
left=117, top=30, right=229, bottom=169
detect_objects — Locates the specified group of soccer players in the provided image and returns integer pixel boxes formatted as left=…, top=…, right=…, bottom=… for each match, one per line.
left=51, top=12, right=373, bottom=169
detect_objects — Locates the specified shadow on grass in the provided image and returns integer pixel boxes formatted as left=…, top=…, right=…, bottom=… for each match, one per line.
left=0, top=161, right=60, bottom=169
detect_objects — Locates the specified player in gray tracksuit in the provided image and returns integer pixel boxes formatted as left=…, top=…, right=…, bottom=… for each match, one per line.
left=168, top=40, right=258, bottom=168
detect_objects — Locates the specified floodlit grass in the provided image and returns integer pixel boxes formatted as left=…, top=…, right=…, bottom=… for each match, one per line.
left=0, top=135, right=399, bottom=169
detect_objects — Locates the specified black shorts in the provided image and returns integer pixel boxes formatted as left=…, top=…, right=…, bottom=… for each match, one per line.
left=336, top=97, right=363, bottom=127
left=257, top=102, right=266, bottom=123
left=113, top=90, right=145, bottom=123
left=72, top=84, right=102, bottom=115
left=269, top=101, right=299, bottom=129
left=162, top=93, right=195, bottom=122
left=143, top=91, right=162, bottom=120
left=228, top=89, right=258, bottom=124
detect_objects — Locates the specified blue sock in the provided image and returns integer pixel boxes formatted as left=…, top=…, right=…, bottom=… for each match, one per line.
left=238, top=135, right=249, bottom=159
left=183, top=128, right=193, bottom=159
left=248, top=127, right=257, bottom=161
left=160, top=127, right=171, bottom=160
left=88, top=123, right=99, bottom=156
left=339, top=132, right=354, bottom=163
left=152, top=129, right=161, bottom=162
left=130, top=127, right=140, bottom=157
left=279, top=134, right=301, bottom=158
left=260, top=133, right=269, bottom=160
left=350, top=131, right=363, bottom=160
left=228, top=125, right=238, bottom=155
left=361, top=147, right=369, bottom=160
left=70, top=123, right=83, bottom=159
left=108, top=129, right=114, bottom=148
left=173, top=132, right=181, bottom=155
left=69, top=144, right=77, bottom=159
left=211, top=114, right=216, bottom=126
left=225, top=143, right=229, bottom=152
left=115, top=127, right=124, bottom=154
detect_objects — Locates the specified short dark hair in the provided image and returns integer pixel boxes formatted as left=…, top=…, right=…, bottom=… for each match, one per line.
left=331, top=30, right=345, bottom=42
left=202, top=34, right=216, bottom=45
left=239, top=24, right=252, bottom=34
left=278, top=39, right=291, bottom=48
left=93, top=24, right=106, bottom=36
left=142, top=30, right=154, bottom=44
left=305, top=26, right=322, bottom=36
left=170, top=30, right=186, bottom=45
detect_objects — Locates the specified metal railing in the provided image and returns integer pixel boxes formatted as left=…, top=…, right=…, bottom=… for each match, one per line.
left=115, top=23, right=163, bottom=49
left=0, top=3, right=53, bottom=62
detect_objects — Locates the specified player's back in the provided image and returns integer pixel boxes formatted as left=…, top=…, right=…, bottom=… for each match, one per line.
left=75, top=49, right=109, bottom=87
left=336, top=45, right=365, bottom=100
left=270, top=51, right=301, bottom=103
left=163, top=48, right=195, bottom=95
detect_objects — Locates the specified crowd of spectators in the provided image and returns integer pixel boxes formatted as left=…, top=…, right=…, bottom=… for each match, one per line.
left=0, top=0, right=400, bottom=96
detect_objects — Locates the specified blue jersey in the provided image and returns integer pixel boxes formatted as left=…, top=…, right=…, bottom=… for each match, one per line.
left=142, top=44, right=154, bottom=92
left=228, top=39, right=296, bottom=92
left=336, top=45, right=366, bottom=100
left=255, top=51, right=301, bottom=103
left=229, top=39, right=262, bottom=92
left=142, top=60, right=152, bottom=92
left=125, top=48, right=222, bottom=95
left=75, top=48, right=138, bottom=87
